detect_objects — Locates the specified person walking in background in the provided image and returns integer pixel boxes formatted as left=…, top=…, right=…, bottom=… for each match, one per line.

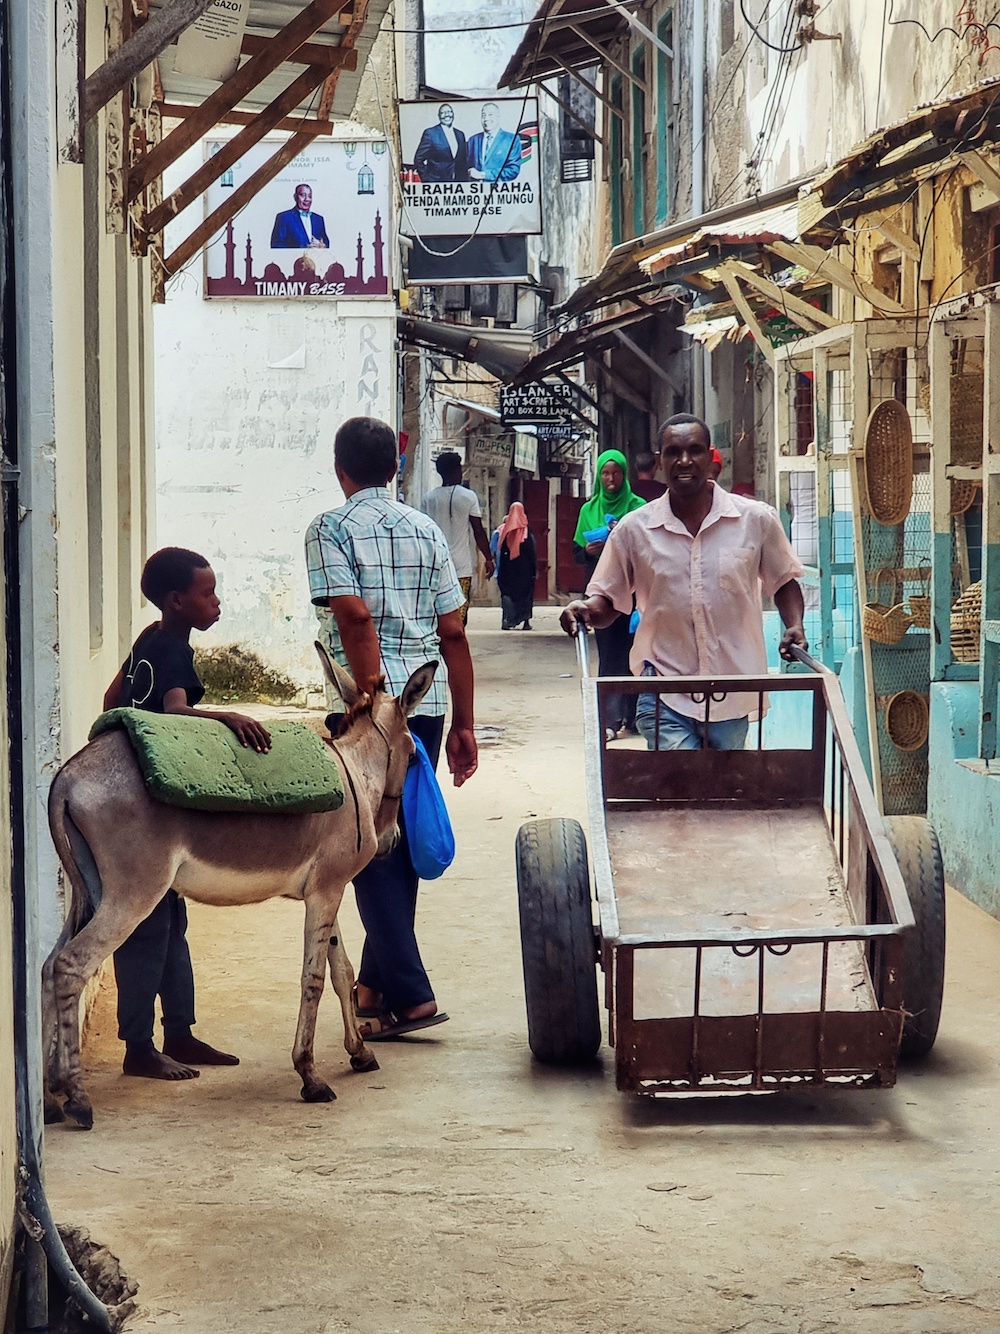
left=495, top=501, right=536, bottom=630
left=632, top=450, right=666, bottom=501
left=422, top=451, right=495, bottom=625
left=573, top=449, right=646, bottom=738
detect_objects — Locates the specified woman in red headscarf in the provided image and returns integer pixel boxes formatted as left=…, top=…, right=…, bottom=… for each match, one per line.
left=495, top=501, right=537, bottom=630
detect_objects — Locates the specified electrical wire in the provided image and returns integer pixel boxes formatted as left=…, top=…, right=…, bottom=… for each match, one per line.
left=739, top=0, right=801, bottom=54
left=886, top=0, right=1000, bottom=45
left=389, top=1, right=642, bottom=36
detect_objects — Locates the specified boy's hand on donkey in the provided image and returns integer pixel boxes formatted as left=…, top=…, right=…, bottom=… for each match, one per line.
left=220, top=713, right=272, bottom=752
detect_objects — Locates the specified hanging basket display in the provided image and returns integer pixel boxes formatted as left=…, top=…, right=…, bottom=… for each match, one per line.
left=951, top=580, right=983, bottom=663
left=864, top=400, right=913, bottom=526
left=950, top=371, right=984, bottom=467
left=885, top=691, right=930, bottom=752
left=907, top=561, right=932, bottom=629
left=862, top=568, right=914, bottom=645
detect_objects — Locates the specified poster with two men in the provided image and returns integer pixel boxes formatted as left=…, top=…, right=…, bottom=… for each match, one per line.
left=398, top=97, right=541, bottom=240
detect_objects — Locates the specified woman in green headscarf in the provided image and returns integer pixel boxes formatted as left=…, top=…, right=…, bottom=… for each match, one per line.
left=573, top=448, right=647, bottom=737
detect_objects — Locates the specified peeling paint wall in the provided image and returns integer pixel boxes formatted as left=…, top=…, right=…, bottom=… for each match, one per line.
left=154, top=137, right=396, bottom=685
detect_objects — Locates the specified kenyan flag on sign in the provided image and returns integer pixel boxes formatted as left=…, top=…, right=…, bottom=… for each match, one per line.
left=518, top=121, right=539, bottom=162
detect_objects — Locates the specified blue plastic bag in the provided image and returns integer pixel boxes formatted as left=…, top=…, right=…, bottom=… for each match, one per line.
left=402, top=735, right=455, bottom=880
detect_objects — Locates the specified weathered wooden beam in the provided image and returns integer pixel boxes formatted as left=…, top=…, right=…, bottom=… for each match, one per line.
left=129, top=0, right=344, bottom=200
left=586, top=353, right=649, bottom=413
left=958, top=150, right=1000, bottom=203
left=539, top=82, right=605, bottom=140
left=83, top=0, right=217, bottom=122
left=159, top=102, right=338, bottom=134
left=718, top=265, right=776, bottom=370
left=164, top=131, right=317, bottom=277
left=554, top=60, right=618, bottom=117
left=144, top=63, right=329, bottom=232
left=768, top=239, right=907, bottom=316
left=871, top=215, right=920, bottom=262
left=317, top=0, right=368, bottom=119
left=240, top=33, right=348, bottom=67
left=566, top=23, right=646, bottom=90
left=729, top=258, right=838, bottom=329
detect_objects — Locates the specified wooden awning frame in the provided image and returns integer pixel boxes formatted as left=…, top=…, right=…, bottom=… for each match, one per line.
left=73, top=0, right=375, bottom=292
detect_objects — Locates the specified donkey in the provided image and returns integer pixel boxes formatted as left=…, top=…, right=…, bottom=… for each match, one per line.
left=43, top=643, right=435, bottom=1129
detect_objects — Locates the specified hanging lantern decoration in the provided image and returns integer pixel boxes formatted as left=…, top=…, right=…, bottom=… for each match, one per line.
left=372, top=140, right=387, bottom=157
left=357, top=162, right=375, bottom=195
left=344, top=141, right=358, bottom=166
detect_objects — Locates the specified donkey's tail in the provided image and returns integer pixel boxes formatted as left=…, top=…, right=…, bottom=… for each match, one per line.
left=47, top=770, right=103, bottom=947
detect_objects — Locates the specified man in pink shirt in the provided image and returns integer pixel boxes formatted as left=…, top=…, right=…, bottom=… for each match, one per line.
left=560, top=414, right=807, bottom=750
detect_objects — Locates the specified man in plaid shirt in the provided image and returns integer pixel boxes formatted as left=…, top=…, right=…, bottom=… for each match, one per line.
left=306, top=416, right=477, bottom=1040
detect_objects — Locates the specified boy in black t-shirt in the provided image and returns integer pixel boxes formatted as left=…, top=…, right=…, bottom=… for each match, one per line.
left=105, top=547, right=272, bottom=1081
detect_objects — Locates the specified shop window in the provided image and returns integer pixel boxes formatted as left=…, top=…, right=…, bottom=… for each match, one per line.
left=794, top=372, right=815, bottom=454
left=655, top=12, right=674, bottom=227
left=631, top=47, right=647, bottom=237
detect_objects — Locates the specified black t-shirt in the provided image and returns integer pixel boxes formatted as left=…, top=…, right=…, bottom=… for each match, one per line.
left=118, top=624, right=204, bottom=714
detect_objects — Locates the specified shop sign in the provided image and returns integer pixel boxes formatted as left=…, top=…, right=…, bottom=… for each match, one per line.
left=499, top=382, right=575, bottom=425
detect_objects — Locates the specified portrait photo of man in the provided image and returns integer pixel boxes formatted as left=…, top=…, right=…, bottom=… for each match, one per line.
left=465, top=102, right=523, bottom=182
left=270, top=183, right=330, bottom=249
left=413, top=103, right=467, bottom=183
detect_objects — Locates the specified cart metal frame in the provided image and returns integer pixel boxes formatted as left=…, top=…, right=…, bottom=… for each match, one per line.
left=577, top=636, right=914, bottom=1094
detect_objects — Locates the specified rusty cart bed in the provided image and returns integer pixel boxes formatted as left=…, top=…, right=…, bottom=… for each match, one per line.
left=515, top=640, right=945, bottom=1094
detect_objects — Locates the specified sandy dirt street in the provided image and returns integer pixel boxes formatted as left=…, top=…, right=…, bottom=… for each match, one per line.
left=46, top=608, right=1000, bottom=1333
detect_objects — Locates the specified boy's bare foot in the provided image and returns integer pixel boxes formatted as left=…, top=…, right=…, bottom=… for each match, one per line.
left=163, top=1034, right=240, bottom=1066
left=123, top=1046, right=200, bottom=1080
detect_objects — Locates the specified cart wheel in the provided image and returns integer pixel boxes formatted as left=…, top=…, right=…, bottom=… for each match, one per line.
left=516, top=818, right=601, bottom=1065
left=885, top=815, right=946, bottom=1059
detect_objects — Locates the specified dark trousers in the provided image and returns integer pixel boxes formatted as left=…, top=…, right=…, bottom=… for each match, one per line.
left=595, top=612, right=637, bottom=731
left=329, top=712, right=445, bottom=1015
left=113, top=889, right=195, bottom=1047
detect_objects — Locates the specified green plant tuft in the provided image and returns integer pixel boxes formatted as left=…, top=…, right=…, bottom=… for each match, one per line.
left=194, top=644, right=299, bottom=705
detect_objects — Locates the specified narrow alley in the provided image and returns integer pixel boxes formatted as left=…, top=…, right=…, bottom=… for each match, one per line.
left=45, top=611, right=1000, bottom=1334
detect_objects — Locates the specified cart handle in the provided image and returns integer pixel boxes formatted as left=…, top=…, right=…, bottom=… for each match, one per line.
left=787, top=644, right=829, bottom=674
left=574, top=621, right=592, bottom=678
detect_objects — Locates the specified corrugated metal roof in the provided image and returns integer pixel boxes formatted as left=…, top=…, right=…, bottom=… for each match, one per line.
left=150, top=0, right=391, bottom=121
left=639, top=199, right=801, bottom=276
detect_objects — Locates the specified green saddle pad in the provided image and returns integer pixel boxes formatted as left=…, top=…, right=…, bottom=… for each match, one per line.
left=90, top=708, right=344, bottom=814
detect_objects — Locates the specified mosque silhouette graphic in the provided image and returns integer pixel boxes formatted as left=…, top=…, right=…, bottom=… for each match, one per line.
left=207, top=212, right=388, bottom=298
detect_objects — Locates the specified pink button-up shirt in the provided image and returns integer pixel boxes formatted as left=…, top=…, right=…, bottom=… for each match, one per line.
left=587, top=485, right=803, bottom=720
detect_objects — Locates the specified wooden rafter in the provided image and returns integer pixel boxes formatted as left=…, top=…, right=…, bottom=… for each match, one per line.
left=159, top=103, right=337, bottom=136
left=726, top=259, right=839, bottom=331
left=539, top=83, right=604, bottom=141
left=566, top=23, right=646, bottom=90
left=553, top=59, right=620, bottom=118
left=768, top=239, right=906, bottom=316
left=128, top=0, right=346, bottom=201
left=164, top=132, right=315, bottom=277
left=84, top=0, right=217, bottom=122
left=718, top=265, right=776, bottom=370
left=317, top=0, right=369, bottom=120
left=143, top=62, right=330, bottom=233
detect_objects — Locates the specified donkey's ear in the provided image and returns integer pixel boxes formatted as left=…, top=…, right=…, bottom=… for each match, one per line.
left=315, top=641, right=360, bottom=709
left=399, top=661, right=438, bottom=717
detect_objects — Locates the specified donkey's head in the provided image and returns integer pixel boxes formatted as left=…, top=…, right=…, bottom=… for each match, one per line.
left=315, top=643, right=437, bottom=854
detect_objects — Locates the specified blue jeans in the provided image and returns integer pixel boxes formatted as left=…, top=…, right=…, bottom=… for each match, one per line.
left=635, top=696, right=749, bottom=751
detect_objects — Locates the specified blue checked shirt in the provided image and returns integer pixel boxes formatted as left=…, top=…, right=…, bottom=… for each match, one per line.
left=306, top=487, right=464, bottom=717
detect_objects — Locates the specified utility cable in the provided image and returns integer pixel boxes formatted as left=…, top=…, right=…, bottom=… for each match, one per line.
left=739, top=0, right=801, bottom=53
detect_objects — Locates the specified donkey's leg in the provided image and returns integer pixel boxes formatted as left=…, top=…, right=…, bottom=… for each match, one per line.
left=293, top=894, right=339, bottom=1103
left=326, top=915, right=379, bottom=1074
left=41, top=944, right=67, bottom=1122
left=52, top=892, right=167, bottom=1129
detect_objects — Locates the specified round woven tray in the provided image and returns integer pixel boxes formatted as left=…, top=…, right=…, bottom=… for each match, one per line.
left=951, top=580, right=982, bottom=663
left=951, top=478, right=979, bottom=516
left=886, top=691, right=929, bottom=752
left=864, top=400, right=913, bottom=525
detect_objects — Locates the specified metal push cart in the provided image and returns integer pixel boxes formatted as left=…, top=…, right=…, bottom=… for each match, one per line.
left=516, top=636, right=946, bottom=1094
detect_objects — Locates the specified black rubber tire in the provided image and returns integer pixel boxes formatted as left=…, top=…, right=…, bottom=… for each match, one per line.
left=516, top=818, right=601, bottom=1065
left=885, top=815, right=946, bottom=1060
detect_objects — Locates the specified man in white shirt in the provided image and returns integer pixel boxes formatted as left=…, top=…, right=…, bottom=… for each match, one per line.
left=422, top=452, right=495, bottom=624
left=560, top=414, right=807, bottom=750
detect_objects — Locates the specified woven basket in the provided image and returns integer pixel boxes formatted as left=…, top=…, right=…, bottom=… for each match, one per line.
left=951, top=478, right=979, bottom=516
left=951, top=580, right=982, bottom=663
left=864, top=400, right=913, bottom=525
left=951, top=371, right=984, bottom=467
left=907, top=561, right=932, bottom=629
left=885, top=691, right=930, bottom=752
left=863, top=568, right=914, bottom=645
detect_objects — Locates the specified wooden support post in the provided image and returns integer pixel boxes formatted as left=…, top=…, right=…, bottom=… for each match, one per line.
left=979, top=301, right=1000, bottom=759
left=958, top=150, right=1000, bottom=203
left=929, top=318, right=954, bottom=683
left=729, top=259, right=839, bottom=330
left=539, top=83, right=606, bottom=139
left=871, top=215, right=920, bottom=262
left=566, top=23, right=647, bottom=89
left=317, top=0, right=369, bottom=119
left=718, top=265, right=776, bottom=370
left=849, top=321, right=882, bottom=809
left=143, top=63, right=330, bottom=233
left=128, top=0, right=345, bottom=201
left=814, top=347, right=836, bottom=668
left=164, top=132, right=317, bottom=277
left=768, top=240, right=907, bottom=316
left=83, top=0, right=217, bottom=122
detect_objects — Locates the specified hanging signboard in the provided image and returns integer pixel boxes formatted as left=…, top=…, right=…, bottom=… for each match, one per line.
left=534, top=424, right=578, bottom=440
left=500, top=382, right=575, bottom=425
left=468, top=435, right=514, bottom=468
left=174, top=0, right=251, bottom=82
left=204, top=139, right=392, bottom=300
left=399, top=98, right=541, bottom=239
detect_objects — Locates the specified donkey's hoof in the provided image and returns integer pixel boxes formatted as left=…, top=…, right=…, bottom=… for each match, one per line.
left=350, top=1052, right=380, bottom=1073
left=43, top=1096, right=66, bottom=1125
left=300, top=1081, right=336, bottom=1103
left=63, top=1100, right=94, bottom=1131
